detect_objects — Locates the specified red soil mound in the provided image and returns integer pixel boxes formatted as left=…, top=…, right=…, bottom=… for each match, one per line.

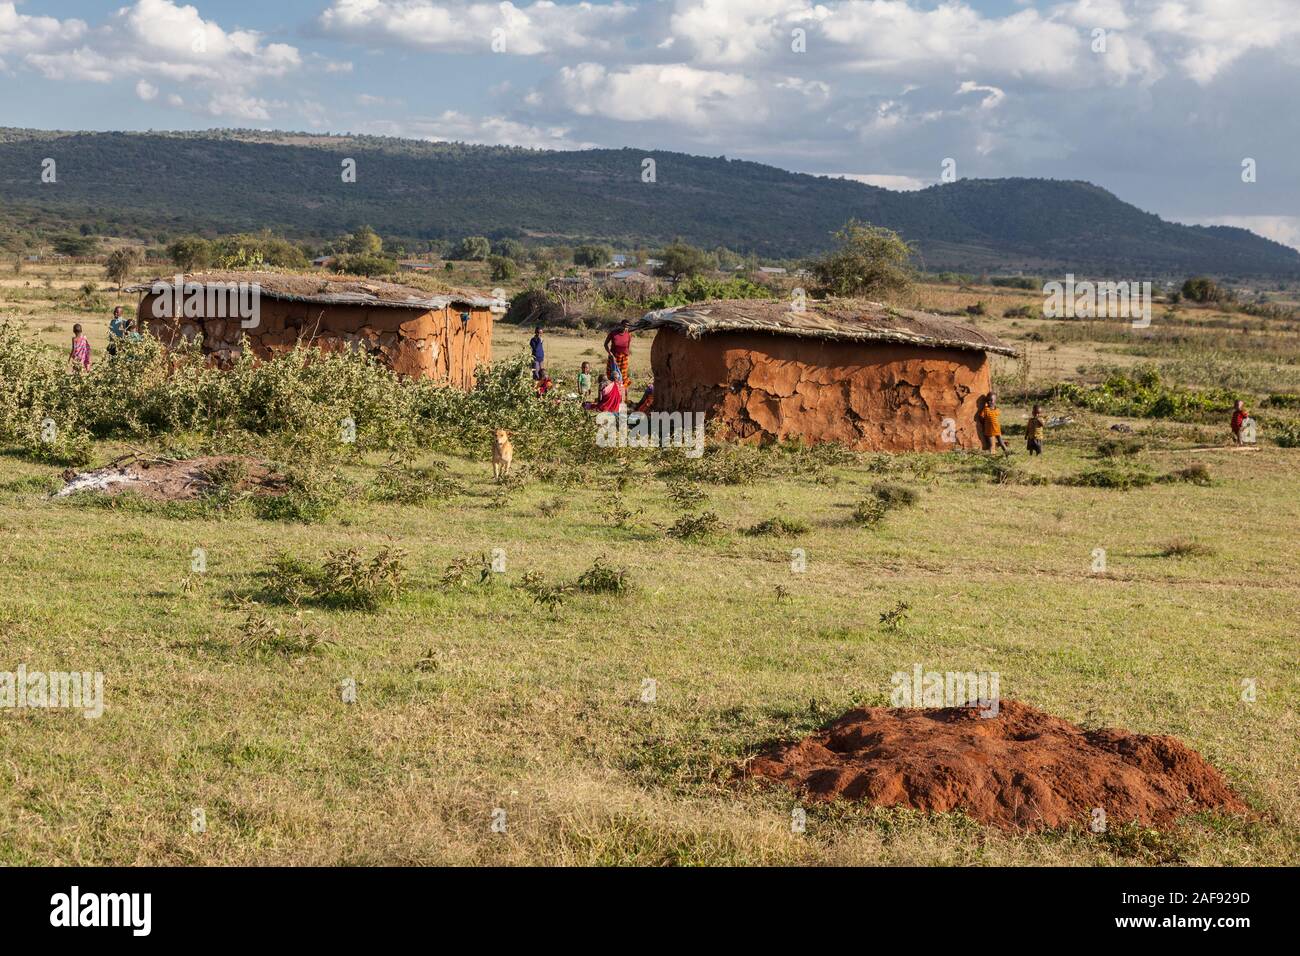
left=745, top=701, right=1246, bottom=830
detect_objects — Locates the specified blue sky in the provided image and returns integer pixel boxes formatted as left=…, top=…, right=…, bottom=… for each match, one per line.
left=2, top=0, right=1297, bottom=248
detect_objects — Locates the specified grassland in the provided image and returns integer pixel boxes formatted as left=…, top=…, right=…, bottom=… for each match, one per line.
left=0, top=265, right=1297, bottom=865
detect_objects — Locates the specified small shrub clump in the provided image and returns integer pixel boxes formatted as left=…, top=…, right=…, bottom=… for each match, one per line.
left=743, top=516, right=810, bottom=537
left=667, top=510, right=722, bottom=540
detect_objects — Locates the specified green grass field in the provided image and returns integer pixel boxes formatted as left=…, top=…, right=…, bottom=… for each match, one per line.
left=0, top=274, right=1297, bottom=866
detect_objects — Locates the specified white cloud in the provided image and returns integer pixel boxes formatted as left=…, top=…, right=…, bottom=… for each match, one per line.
left=318, top=0, right=635, bottom=56
left=365, top=111, right=599, bottom=150
left=832, top=172, right=928, bottom=191
left=2, top=0, right=303, bottom=109
left=956, top=81, right=1005, bottom=110
left=557, top=62, right=761, bottom=126
left=1185, top=215, right=1300, bottom=253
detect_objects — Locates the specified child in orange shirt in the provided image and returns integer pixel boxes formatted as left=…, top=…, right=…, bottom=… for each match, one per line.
left=979, top=393, right=1010, bottom=455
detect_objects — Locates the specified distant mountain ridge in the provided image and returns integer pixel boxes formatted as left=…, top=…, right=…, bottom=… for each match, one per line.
left=1, top=127, right=1296, bottom=278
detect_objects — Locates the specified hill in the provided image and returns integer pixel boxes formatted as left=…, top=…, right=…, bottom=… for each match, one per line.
left=0, top=128, right=1296, bottom=277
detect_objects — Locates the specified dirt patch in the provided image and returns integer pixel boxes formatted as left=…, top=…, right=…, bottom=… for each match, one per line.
left=744, top=700, right=1247, bottom=830
left=56, top=454, right=284, bottom=501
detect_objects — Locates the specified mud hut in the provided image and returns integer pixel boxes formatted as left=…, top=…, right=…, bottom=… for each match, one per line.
left=129, top=272, right=502, bottom=388
left=631, top=299, right=1018, bottom=451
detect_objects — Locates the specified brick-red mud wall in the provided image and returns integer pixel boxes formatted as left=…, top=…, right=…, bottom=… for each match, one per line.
left=649, top=328, right=992, bottom=451
left=139, top=295, right=493, bottom=387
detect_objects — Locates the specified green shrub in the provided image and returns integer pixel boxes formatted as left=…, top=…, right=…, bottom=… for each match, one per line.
left=667, top=510, right=722, bottom=539
left=851, top=497, right=887, bottom=526
left=261, top=546, right=407, bottom=610
left=1160, top=464, right=1212, bottom=486
left=1060, top=463, right=1156, bottom=490
left=1095, top=437, right=1145, bottom=457
left=872, top=483, right=920, bottom=508
left=368, top=459, right=461, bottom=504
left=743, top=517, right=809, bottom=537
left=575, top=558, right=632, bottom=594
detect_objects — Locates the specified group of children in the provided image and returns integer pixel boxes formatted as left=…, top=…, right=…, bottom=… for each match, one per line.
left=68, top=306, right=142, bottom=372
left=977, top=393, right=1046, bottom=456
left=530, top=324, right=653, bottom=414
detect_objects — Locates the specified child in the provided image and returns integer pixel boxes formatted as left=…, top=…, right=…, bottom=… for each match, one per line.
left=529, top=325, right=545, bottom=380
left=107, top=306, right=129, bottom=356
left=1230, top=400, right=1249, bottom=444
left=536, top=371, right=553, bottom=397
left=979, top=393, right=1009, bottom=455
left=69, top=324, right=91, bottom=372
left=1026, top=405, right=1044, bottom=456
left=577, top=361, right=593, bottom=402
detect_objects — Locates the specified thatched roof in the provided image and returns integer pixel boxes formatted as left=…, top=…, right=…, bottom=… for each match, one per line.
left=127, top=271, right=501, bottom=311
left=632, top=299, right=1017, bottom=356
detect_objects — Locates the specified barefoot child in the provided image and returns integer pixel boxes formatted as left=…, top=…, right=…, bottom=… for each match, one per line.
left=1026, top=405, right=1044, bottom=456
left=69, top=324, right=91, bottom=372
left=577, top=361, right=593, bottom=402
left=979, top=393, right=1009, bottom=455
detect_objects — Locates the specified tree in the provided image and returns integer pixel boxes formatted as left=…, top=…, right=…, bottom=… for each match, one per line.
left=1180, top=276, right=1224, bottom=303
left=453, top=236, right=491, bottom=261
left=104, top=247, right=142, bottom=290
left=809, top=220, right=915, bottom=299
left=488, top=255, right=518, bottom=281
left=574, top=244, right=614, bottom=268
left=52, top=235, right=98, bottom=257
left=654, top=241, right=713, bottom=281
left=346, top=225, right=384, bottom=256
left=167, top=236, right=212, bottom=272
left=332, top=253, right=397, bottom=276
left=491, top=238, right=526, bottom=261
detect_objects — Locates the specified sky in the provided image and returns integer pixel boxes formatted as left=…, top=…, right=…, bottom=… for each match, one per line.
left=1, top=0, right=1297, bottom=249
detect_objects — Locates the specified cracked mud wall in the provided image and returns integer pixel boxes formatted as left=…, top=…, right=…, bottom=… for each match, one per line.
left=649, top=328, right=993, bottom=451
left=138, top=295, right=493, bottom=387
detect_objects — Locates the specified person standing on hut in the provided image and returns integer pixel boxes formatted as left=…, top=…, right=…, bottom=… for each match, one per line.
left=604, top=319, right=633, bottom=391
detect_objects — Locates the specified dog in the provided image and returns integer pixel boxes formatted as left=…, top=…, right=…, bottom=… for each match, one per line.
left=492, top=428, right=513, bottom=481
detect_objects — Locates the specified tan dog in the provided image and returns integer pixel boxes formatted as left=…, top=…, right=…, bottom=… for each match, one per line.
left=492, top=428, right=513, bottom=480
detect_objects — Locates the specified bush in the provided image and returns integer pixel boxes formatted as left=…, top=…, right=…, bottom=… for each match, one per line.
left=1160, top=464, right=1212, bottom=486
left=1160, top=539, right=1216, bottom=558
left=1053, top=365, right=1238, bottom=423
left=851, top=497, right=887, bottom=526
left=667, top=510, right=722, bottom=539
left=1095, top=437, right=1144, bottom=457
left=262, top=546, right=407, bottom=610
left=575, top=558, right=632, bottom=594
left=1060, top=463, right=1156, bottom=490
left=743, top=517, right=809, bottom=537
left=872, top=483, right=920, bottom=509
left=368, top=459, right=461, bottom=504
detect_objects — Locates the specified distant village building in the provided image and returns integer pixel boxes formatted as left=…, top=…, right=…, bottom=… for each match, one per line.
left=311, top=255, right=335, bottom=267
left=758, top=266, right=787, bottom=275
left=631, top=299, right=1017, bottom=452
left=609, top=254, right=630, bottom=267
left=128, top=272, right=501, bottom=388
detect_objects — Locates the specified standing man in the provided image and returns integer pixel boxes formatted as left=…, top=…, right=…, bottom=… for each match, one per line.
left=529, top=325, right=545, bottom=380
